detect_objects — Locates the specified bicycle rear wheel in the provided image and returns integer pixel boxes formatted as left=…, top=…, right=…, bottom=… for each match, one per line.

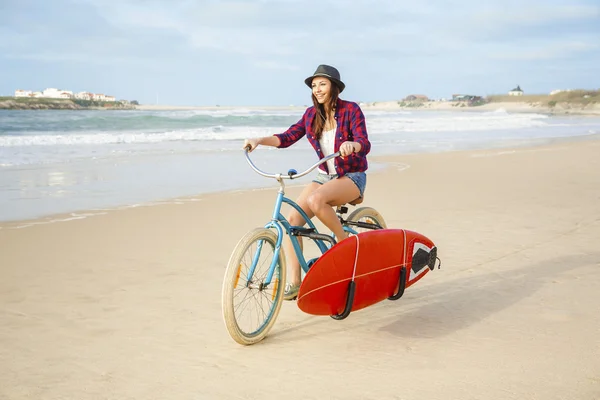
left=345, top=206, right=387, bottom=234
left=222, top=228, right=286, bottom=345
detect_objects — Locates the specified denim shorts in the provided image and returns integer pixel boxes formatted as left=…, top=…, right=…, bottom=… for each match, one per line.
left=312, top=171, right=367, bottom=198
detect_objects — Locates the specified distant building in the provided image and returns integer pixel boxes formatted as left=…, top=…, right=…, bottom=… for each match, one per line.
left=14, top=87, right=118, bottom=102
left=509, top=85, right=523, bottom=96
left=451, top=94, right=484, bottom=105
left=14, top=90, right=32, bottom=97
left=39, top=88, right=73, bottom=99
left=452, top=94, right=478, bottom=101
left=75, top=92, right=94, bottom=100
left=404, top=94, right=429, bottom=102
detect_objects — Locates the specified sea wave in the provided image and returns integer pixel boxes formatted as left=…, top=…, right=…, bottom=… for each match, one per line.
left=0, top=109, right=557, bottom=147
left=0, top=111, right=300, bottom=134
left=367, top=111, right=550, bottom=133
left=0, top=126, right=287, bottom=146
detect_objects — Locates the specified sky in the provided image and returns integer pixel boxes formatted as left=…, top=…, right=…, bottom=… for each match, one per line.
left=1, top=0, right=598, bottom=106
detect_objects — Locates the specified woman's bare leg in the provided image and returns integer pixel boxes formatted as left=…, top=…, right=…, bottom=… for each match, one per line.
left=306, top=177, right=360, bottom=241
left=284, top=182, right=319, bottom=286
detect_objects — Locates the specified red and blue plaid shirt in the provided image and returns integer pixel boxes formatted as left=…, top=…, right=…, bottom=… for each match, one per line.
left=274, top=98, right=371, bottom=176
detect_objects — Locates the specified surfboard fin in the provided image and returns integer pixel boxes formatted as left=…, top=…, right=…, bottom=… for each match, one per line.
left=428, top=247, right=440, bottom=270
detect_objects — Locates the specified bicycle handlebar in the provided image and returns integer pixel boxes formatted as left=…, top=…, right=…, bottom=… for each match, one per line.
left=243, top=145, right=341, bottom=180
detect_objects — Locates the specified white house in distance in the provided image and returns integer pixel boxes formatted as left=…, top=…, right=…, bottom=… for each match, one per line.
left=14, top=90, right=32, bottom=97
left=42, top=88, right=73, bottom=99
left=508, top=85, right=524, bottom=96
left=14, top=87, right=117, bottom=102
left=75, top=92, right=93, bottom=101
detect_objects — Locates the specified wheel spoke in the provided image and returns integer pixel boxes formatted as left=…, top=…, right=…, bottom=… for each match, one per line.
left=222, top=228, right=285, bottom=344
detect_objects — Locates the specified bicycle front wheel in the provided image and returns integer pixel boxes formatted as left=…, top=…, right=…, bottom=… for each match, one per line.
left=222, top=228, right=286, bottom=345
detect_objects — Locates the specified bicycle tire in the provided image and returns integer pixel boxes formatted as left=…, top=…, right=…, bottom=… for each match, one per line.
left=345, top=206, right=387, bottom=234
left=222, top=228, right=286, bottom=345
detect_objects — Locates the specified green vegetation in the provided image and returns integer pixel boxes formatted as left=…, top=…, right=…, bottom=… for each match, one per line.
left=71, top=99, right=131, bottom=108
left=0, top=96, right=72, bottom=104
left=0, top=96, right=136, bottom=110
left=397, top=101, right=424, bottom=108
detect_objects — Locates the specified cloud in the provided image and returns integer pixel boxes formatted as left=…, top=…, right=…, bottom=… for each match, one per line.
left=488, top=40, right=599, bottom=61
left=1, top=0, right=598, bottom=104
left=5, top=0, right=598, bottom=65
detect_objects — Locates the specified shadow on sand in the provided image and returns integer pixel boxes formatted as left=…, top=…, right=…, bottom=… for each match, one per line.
left=266, top=252, right=598, bottom=343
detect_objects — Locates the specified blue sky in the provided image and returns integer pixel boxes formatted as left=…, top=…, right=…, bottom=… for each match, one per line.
left=1, top=0, right=598, bottom=106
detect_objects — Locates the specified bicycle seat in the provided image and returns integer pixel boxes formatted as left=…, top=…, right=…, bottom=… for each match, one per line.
left=348, top=196, right=363, bottom=206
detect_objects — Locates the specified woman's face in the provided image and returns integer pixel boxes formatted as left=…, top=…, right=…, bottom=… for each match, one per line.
left=311, top=77, right=332, bottom=104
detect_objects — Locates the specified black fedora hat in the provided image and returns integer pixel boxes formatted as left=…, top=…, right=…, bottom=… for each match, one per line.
left=304, top=64, right=345, bottom=93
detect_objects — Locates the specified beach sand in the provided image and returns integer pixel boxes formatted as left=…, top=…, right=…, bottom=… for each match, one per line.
left=1, top=138, right=599, bottom=399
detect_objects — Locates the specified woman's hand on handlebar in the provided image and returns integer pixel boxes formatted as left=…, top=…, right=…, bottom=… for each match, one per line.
left=243, top=138, right=259, bottom=152
left=339, top=141, right=360, bottom=157
left=243, top=136, right=281, bottom=152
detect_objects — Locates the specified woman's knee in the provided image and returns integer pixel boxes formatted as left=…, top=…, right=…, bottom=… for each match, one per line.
left=306, top=191, right=327, bottom=212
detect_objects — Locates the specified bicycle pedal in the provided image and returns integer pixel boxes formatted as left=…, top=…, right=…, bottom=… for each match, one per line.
left=336, top=206, right=349, bottom=214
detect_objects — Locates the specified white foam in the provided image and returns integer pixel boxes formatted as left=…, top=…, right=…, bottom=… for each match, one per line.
left=366, top=111, right=549, bottom=135
left=3, top=197, right=205, bottom=229
left=0, top=126, right=290, bottom=147
left=9, top=211, right=108, bottom=229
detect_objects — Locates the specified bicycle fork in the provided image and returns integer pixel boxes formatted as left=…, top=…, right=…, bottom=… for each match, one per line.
left=244, top=222, right=284, bottom=290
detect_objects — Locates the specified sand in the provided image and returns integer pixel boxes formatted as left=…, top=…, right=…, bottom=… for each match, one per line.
left=1, top=138, right=599, bottom=399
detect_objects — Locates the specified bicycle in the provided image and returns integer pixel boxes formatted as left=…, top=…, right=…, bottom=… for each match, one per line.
left=221, top=148, right=387, bottom=345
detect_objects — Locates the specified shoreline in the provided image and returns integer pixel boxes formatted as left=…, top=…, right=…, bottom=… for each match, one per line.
left=2, top=100, right=597, bottom=116
left=134, top=101, right=600, bottom=116
left=362, top=100, right=600, bottom=116
left=2, top=133, right=599, bottom=229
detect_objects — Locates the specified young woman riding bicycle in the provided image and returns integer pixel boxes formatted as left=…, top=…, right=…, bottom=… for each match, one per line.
left=243, top=64, right=372, bottom=300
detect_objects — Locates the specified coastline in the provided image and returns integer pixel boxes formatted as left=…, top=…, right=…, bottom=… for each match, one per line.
left=1, top=137, right=599, bottom=399
left=3, top=98, right=598, bottom=115
left=134, top=104, right=308, bottom=112
left=0, top=98, right=135, bottom=110
left=361, top=100, right=600, bottom=116
left=133, top=100, right=600, bottom=116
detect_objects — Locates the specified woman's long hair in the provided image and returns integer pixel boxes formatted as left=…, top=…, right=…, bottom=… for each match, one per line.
left=311, top=80, right=340, bottom=141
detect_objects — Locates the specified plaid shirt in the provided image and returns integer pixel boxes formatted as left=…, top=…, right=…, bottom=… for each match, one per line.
left=274, top=98, right=371, bottom=176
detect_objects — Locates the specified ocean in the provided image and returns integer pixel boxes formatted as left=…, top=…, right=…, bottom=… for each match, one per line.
left=1, top=107, right=599, bottom=223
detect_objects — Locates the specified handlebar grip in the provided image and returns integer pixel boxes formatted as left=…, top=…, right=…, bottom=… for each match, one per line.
left=244, top=144, right=252, bottom=151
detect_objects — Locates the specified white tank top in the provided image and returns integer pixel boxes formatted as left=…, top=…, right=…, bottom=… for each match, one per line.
left=319, top=125, right=337, bottom=175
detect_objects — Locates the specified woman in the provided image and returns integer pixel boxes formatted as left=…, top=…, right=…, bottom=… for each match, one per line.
left=243, top=64, right=371, bottom=300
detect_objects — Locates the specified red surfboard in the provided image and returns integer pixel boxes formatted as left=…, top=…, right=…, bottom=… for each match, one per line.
left=297, top=229, right=439, bottom=318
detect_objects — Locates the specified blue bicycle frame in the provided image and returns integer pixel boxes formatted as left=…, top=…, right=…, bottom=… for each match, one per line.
left=243, top=149, right=359, bottom=288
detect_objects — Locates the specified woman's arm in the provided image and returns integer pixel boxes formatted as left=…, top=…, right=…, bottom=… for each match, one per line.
left=243, top=135, right=281, bottom=151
